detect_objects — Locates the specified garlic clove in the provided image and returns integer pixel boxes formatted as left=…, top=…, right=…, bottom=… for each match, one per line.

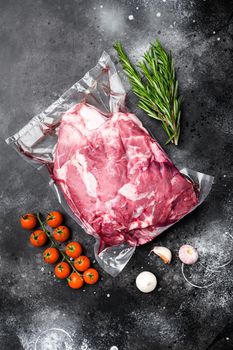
left=178, top=244, right=198, bottom=265
left=150, top=246, right=172, bottom=264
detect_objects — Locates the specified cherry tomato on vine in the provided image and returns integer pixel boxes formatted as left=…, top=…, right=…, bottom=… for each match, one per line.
left=46, top=211, right=63, bottom=228
left=74, top=255, right=91, bottom=272
left=67, top=272, right=84, bottom=289
left=54, top=262, right=71, bottom=279
left=20, top=213, right=37, bottom=230
left=30, top=230, right=47, bottom=247
left=83, top=268, right=99, bottom=285
left=43, top=247, right=59, bottom=264
left=65, top=242, right=82, bottom=259
left=53, top=225, right=70, bottom=242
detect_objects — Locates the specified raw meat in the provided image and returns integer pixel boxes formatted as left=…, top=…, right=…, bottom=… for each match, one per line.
left=53, top=103, right=198, bottom=247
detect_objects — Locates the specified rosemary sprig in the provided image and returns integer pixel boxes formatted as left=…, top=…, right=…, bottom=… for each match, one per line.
left=114, top=40, right=182, bottom=145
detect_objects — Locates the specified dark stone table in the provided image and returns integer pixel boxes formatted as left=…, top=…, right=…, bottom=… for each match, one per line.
left=1, top=0, right=233, bottom=349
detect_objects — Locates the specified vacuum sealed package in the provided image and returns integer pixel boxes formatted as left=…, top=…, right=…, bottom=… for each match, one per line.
left=6, top=52, right=214, bottom=276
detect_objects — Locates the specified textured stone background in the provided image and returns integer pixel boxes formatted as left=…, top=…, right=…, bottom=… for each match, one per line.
left=0, top=0, right=233, bottom=349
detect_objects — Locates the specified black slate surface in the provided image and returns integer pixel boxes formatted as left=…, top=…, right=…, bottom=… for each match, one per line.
left=1, top=1, right=233, bottom=349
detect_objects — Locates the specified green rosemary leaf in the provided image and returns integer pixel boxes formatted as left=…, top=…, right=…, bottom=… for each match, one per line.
left=114, top=40, right=181, bottom=145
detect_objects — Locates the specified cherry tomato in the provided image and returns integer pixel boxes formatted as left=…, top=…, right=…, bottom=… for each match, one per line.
left=30, top=230, right=47, bottom=247
left=83, top=268, right=99, bottom=285
left=43, top=247, right=59, bottom=264
left=20, top=213, right=37, bottom=230
left=53, top=225, right=70, bottom=242
left=46, top=211, right=63, bottom=228
left=65, top=242, right=82, bottom=259
left=67, top=272, right=84, bottom=289
left=74, top=255, right=91, bottom=272
left=54, top=262, right=71, bottom=279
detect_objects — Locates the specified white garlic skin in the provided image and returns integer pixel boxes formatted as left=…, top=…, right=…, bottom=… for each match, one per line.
left=151, top=246, right=172, bottom=264
left=179, top=245, right=198, bottom=264
left=136, top=271, right=157, bottom=293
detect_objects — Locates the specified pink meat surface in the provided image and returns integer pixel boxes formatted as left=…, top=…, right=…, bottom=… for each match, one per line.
left=53, top=103, right=198, bottom=247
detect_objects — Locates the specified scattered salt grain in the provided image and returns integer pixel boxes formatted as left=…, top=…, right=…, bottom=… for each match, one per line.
left=41, top=267, right=44, bottom=271
left=193, top=19, right=196, bottom=23
left=128, top=15, right=134, bottom=21
left=136, top=6, right=139, bottom=10
left=107, top=293, right=110, bottom=297
left=156, top=12, right=161, bottom=17
left=213, top=31, right=216, bottom=34
left=217, top=37, right=221, bottom=41
left=162, top=0, right=166, bottom=2
left=100, top=5, right=103, bottom=8
left=110, top=347, right=118, bottom=350
left=226, top=337, right=230, bottom=341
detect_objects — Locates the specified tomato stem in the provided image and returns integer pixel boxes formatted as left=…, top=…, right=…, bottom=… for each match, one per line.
left=36, top=213, right=82, bottom=278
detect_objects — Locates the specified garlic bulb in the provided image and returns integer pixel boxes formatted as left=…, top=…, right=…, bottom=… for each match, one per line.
left=150, top=246, right=172, bottom=264
left=178, top=245, right=198, bottom=265
left=136, top=271, right=157, bottom=293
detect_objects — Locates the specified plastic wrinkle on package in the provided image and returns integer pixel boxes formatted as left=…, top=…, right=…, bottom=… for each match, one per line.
left=6, top=52, right=214, bottom=277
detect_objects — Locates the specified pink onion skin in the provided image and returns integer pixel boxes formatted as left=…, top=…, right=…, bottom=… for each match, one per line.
left=179, top=245, right=199, bottom=265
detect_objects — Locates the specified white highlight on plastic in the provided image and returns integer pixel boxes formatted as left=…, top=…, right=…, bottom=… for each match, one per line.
left=181, top=263, right=215, bottom=289
left=34, top=328, right=73, bottom=350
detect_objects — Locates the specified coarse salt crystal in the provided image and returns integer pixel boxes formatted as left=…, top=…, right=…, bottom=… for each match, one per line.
left=128, top=15, right=134, bottom=21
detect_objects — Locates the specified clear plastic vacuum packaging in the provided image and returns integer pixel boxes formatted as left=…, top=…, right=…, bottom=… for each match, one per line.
left=6, top=52, right=214, bottom=276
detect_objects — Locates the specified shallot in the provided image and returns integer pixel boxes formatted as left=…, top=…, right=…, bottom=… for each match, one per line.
left=179, top=245, right=198, bottom=265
